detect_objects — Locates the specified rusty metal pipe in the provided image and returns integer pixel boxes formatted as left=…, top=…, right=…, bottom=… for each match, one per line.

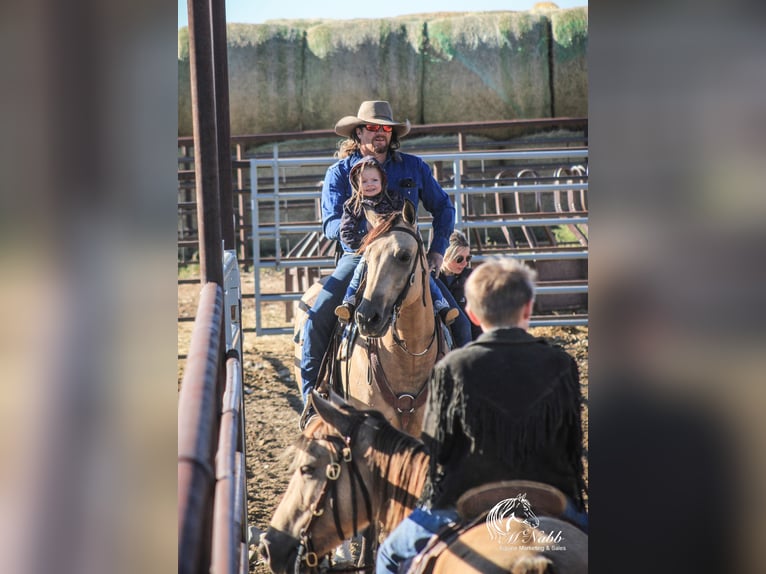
left=187, top=0, right=223, bottom=285
left=211, top=0, right=236, bottom=251
left=178, top=283, right=224, bottom=574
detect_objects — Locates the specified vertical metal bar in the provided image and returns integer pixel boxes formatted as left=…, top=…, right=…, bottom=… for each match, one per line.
left=187, top=0, right=222, bottom=285
left=457, top=132, right=470, bottom=230
left=272, top=144, right=281, bottom=266
left=236, top=144, right=248, bottom=267
left=453, top=160, right=463, bottom=228
left=211, top=0, right=235, bottom=251
left=251, top=158, right=262, bottom=335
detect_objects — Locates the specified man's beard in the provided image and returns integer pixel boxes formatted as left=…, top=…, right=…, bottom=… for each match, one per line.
left=372, top=142, right=388, bottom=154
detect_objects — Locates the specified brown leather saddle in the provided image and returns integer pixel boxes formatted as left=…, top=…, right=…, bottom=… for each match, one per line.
left=457, top=479, right=568, bottom=521
left=407, top=481, right=569, bottom=574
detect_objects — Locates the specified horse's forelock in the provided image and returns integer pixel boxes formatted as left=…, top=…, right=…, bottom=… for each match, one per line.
left=358, top=213, right=402, bottom=254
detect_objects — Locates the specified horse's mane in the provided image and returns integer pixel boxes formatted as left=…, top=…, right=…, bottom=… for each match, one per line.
left=358, top=212, right=403, bottom=254
left=363, top=411, right=430, bottom=534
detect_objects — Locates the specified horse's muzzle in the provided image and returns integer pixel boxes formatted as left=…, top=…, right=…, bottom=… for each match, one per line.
left=258, top=527, right=299, bottom=574
left=355, top=300, right=390, bottom=338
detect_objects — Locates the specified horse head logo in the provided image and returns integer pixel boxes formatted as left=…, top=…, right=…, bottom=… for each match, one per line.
left=486, top=493, right=540, bottom=543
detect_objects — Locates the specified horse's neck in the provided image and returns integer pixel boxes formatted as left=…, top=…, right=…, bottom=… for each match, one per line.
left=376, top=447, right=431, bottom=534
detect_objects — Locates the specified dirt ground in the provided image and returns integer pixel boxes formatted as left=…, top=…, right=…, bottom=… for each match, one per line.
left=178, top=267, right=588, bottom=573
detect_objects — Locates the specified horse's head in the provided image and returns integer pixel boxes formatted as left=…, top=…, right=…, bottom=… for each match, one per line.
left=355, top=201, right=426, bottom=338
left=259, top=392, right=378, bottom=573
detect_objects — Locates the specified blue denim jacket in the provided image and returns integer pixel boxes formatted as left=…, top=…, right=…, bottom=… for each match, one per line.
left=321, top=151, right=455, bottom=254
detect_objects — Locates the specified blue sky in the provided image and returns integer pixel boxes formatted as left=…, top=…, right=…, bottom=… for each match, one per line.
left=178, top=0, right=587, bottom=28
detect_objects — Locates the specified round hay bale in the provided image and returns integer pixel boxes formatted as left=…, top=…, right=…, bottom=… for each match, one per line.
left=551, top=7, right=588, bottom=117
left=422, top=12, right=551, bottom=123
left=226, top=23, right=307, bottom=134
left=302, top=18, right=424, bottom=129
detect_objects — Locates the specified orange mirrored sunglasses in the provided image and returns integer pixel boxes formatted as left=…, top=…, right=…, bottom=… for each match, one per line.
left=363, top=124, right=393, bottom=133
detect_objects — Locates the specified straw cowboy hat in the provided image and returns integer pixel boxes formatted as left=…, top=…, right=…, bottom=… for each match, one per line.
left=334, top=100, right=411, bottom=138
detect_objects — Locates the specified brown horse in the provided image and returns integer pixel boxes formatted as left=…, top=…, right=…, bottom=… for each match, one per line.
left=259, top=392, right=429, bottom=574
left=259, top=393, right=587, bottom=574
left=294, top=201, right=444, bottom=435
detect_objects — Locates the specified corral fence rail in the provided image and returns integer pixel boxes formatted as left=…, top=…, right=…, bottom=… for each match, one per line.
left=249, top=147, right=588, bottom=335
left=178, top=117, right=588, bottom=266
left=178, top=251, right=248, bottom=574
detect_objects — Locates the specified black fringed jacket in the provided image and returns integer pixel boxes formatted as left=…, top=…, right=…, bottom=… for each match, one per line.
left=420, top=327, right=587, bottom=511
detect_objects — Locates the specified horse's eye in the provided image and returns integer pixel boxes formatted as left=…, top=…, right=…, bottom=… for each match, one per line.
left=300, top=465, right=314, bottom=476
left=396, top=251, right=411, bottom=263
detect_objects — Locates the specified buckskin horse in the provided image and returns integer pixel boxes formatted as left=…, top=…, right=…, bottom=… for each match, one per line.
left=259, top=393, right=588, bottom=574
left=293, top=201, right=446, bottom=436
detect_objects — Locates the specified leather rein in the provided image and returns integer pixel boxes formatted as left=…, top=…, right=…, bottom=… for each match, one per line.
left=385, top=226, right=436, bottom=357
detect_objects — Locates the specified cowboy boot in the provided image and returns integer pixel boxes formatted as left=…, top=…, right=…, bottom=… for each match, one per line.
left=439, top=307, right=460, bottom=326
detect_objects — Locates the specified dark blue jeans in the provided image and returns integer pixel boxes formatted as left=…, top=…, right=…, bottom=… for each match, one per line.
left=300, top=252, right=360, bottom=403
left=431, top=276, right=471, bottom=347
left=561, top=498, right=589, bottom=533
left=375, top=507, right=460, bottom=574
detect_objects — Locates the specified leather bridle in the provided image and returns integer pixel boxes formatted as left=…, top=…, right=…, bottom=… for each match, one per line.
left=290, top=418, right=374, bottom=573
left=382, top=226, right=437, bottom=357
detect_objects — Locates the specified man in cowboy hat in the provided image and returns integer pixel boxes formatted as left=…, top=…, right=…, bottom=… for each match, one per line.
left=298, top=100, right=457, bottom=409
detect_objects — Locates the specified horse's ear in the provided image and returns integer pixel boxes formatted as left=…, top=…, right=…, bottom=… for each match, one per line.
left=311, top=391, right=354, bottom=435
left=402, top=200, right=416, bottom=226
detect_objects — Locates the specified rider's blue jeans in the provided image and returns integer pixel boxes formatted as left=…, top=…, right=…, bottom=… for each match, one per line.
left=300, top=252, right=360, bottom=403
left=431, top=276, right=472, bottom=347
left=375, top=507, right=460, bottom=574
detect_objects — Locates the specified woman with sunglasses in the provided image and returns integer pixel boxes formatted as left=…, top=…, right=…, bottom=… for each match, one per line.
left=438, top=230, right=483, bottom=341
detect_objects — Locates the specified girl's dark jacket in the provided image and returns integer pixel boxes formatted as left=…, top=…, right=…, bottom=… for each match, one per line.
left=438, top=267, right=482, bottom=340
left=339, top=189, right=405, bottom=251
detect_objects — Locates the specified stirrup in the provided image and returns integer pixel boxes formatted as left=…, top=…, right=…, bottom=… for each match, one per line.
left=334, top=303, right=353, bottom=323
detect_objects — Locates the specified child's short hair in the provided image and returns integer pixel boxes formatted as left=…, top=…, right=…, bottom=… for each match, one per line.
left=465, top=257, right=537, bottom=327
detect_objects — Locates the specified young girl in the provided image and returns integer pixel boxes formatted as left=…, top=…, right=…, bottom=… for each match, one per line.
left=334, top=157, right=459, bottom=326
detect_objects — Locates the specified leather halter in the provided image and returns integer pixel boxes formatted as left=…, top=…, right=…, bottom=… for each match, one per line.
left=384, top=226, right=435, bottom=356
left=387, top=226, right=428, bottom=312
left=291, top=418, right=374, bottom=573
